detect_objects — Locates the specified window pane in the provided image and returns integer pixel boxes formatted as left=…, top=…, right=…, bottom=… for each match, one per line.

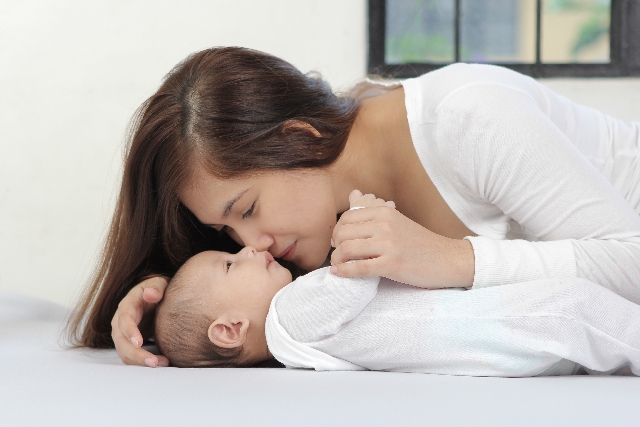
left=541, top=0, right=611, bottom=63
left=385, top=0, right=455, bottom=64
left=460, top=0, right=537, bottom=63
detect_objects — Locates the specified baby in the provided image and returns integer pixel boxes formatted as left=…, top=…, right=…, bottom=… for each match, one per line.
left=155, top=205, right=640, bottom=376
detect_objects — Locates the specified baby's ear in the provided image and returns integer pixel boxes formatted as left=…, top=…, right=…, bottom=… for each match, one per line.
left=207, top=317, right=250, bottom=348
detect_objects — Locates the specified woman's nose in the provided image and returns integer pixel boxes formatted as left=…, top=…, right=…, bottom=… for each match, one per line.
left=236, top=228, right=274, bottom=253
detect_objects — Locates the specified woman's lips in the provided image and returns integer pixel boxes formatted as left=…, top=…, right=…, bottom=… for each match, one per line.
left=279, top=242, right=297, bottom=261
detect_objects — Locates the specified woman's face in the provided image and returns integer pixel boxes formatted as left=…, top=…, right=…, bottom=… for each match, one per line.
left=180, top=165, right=338, bottom=270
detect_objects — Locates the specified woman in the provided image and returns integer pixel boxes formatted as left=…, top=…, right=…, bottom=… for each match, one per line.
left=68, top=47, right=640, bottom=368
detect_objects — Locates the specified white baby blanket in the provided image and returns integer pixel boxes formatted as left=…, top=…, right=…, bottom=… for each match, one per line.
left=266, top=286, right=365, bottom=371
left=265, top=269, right=640, bottom=377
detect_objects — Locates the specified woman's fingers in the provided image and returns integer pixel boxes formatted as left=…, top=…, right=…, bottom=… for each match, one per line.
left=113, top=317, right=170, bottom=367
left=141, top=277, right=168, bottom=305
left=111, top=276, right=169, bottom=366
left=156, top=355, right=170, bottom=367
left=332, top=206, right=394, bottom=245
left=332, top=221, right=378, bottom=249
left=331, top=236, right=385, bottom=266
left=330, top=257, right=381, bottom=278
left=112, top=326, right=155, bottom=366
left=118, top=312, right=146, bottom=347
left=143, top=287, right=163, bottom=304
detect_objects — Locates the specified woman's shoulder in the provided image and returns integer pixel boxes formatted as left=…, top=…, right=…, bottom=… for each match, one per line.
left=412, top=63, right=540, bottom=105
left=411, top=63, right=538, bottom=90
left=348, top=63, right=515, bottom=101
left=403, top=63, right=545, bottom=118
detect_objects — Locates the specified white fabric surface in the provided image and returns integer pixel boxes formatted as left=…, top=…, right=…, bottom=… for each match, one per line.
left=2, top=290, right=640, bottom=427
left=265, top=284, right=365, bottom=371
left=354, top=64, right=640, bottom=303
left=267, top=268, right=640, bottom=377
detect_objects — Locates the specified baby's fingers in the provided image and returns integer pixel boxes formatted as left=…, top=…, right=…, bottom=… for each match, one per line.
left=348, top=190, right=395, bottom=210
left=348, top=189, right=364, bottom=205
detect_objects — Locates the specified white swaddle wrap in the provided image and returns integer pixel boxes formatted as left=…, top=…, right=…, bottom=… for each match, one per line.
left=265, top=266, right=640, bottom=376
left=265, top=286, right=365, bottom=371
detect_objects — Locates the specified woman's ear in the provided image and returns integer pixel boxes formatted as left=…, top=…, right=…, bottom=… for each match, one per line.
left=207, top=317, right=250, bottom=348
left=282, top=120, right=321, bottom=138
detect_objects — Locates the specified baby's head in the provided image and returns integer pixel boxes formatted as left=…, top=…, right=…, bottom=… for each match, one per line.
left=154, top=247, right=292, bottom=367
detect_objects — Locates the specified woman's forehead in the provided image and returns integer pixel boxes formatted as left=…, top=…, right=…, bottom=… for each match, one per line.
left=183, top=170, right=302, bottom=203
left=180, top=168, right=251, bottom=205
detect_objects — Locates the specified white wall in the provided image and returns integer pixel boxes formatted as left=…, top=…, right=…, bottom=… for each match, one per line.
left=1, top=1, right=639, bottom=308
left=540, top=78, right=640, bottom=123
left=0, top=0, right=367, bottom=307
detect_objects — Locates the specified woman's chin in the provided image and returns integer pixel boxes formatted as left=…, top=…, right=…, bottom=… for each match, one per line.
left=296, top=251, right=329, bottom=271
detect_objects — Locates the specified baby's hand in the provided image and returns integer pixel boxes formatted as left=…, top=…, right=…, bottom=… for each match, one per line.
left=333, top=189, right=396, bottom=254
left=349, top=189, right=396, bottom=210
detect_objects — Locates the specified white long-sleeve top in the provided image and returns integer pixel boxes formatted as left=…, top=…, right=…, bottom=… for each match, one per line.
left=350, top=64, right=640, bottom=303
left=265, top=268, right=640, bottom=376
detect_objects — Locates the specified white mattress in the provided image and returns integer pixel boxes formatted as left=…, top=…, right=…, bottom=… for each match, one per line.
left=2, top=290, right=640, bottom=427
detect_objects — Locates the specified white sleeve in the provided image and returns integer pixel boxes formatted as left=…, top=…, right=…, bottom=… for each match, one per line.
left=435, top=83, right=640, bottom=303
left=275, top=267, right=380, bottom=343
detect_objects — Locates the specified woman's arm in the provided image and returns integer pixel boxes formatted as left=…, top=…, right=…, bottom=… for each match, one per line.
left=332, top=83, right=640, bottom=301
left=438, top=83, right=640, bottom=303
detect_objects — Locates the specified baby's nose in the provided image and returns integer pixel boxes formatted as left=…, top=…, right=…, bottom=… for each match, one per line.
left=240, top=246, right=257, bottom=257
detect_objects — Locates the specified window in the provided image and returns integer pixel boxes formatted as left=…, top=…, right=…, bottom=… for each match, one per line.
left=369, top=0, right=640, bottom=77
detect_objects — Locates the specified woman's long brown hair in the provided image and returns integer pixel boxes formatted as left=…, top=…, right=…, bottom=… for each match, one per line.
left=68, top=47, right=360, bottom=348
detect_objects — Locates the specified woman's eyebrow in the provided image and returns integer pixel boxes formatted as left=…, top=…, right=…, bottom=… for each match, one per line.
left=222, top=188, right=250, bottom=218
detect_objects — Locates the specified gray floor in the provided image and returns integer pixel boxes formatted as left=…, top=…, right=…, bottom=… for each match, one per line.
left=2, top=290, right=640, bottom=427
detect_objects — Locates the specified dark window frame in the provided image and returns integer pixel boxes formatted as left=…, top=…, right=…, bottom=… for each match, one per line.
left=369, top=0, right=640, bottom=78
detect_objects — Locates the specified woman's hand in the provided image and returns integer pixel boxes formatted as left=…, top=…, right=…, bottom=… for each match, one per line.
left=330, top=190, right=474, bottom=289
left=111, top=276, right=170, bottom=367
left=330, top=190, right=396, bottom=246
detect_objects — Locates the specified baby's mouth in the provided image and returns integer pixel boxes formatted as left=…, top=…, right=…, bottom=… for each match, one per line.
left=265, top=251, right=275, bottom=267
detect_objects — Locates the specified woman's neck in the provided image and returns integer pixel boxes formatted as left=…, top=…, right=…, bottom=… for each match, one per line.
left=329, top=87, right=476, bottom=239
left=330, top=88, right=412, bottom=213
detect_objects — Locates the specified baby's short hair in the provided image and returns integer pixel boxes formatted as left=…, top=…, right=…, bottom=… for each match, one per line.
left=154, top=265, right=243, bottom=368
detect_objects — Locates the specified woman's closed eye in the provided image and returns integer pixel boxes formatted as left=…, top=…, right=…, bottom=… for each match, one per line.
left=242, top=201, right=256, bottom=219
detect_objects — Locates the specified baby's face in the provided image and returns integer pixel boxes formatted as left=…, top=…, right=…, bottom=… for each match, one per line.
left=183, top=247, right=293, bottom=325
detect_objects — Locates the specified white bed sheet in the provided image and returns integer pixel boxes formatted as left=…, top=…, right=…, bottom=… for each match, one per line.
left=1, top=290, right=640, bottom=427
